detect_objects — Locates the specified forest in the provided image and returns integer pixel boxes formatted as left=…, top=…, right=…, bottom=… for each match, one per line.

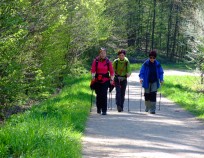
left=0, top=0, right=204, bottom=120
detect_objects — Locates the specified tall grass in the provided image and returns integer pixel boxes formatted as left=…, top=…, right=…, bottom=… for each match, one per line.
left=0, top=74, right=91, bottom=158
left=161, top=75, right=204, bottom=119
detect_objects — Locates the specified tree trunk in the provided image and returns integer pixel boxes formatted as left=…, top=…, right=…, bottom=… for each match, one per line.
left=166, top=1, right=173, bottom=58
left=171, top=4, right=179, bottom=61
left=151, top=0, right=156, bottom=50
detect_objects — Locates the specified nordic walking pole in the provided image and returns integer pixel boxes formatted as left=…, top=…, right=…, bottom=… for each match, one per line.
left=108, top=92, right=110, bottom=109
left=139, top=83, right=142, bottom=112
left=111, top=91, right=112, bottom=110
left=127, top=77, right=129, bottom=112
left=159, top=83, right=162, bottom=111
left=90, top=90, right=94, bottom=112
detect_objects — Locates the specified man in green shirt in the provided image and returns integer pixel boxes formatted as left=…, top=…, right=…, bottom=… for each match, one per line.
left=113, top=49, right=131, bottom=112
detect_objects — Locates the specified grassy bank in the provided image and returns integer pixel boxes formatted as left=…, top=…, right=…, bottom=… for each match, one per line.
left=0, top=74, right=91, bottom=158
left=160, top=75, right=204, bottom=119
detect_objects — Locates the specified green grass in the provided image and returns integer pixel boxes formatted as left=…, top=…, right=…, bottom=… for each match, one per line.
left=130, top=62, right=195, bottom=71
left=0, top=74, right=92, bottom=158
left=161, top=75, right=204, bottom=119
left=161, top=63, right=195, bottom=70
left=1, top=62, right=203, bottom=157
left=130, top=63, right=141, bottom=71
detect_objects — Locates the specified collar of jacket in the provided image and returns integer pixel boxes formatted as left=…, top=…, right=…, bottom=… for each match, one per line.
left=144, top=59, right=158, bottom=65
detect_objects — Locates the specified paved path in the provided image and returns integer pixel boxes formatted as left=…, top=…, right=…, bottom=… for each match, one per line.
left=82, top=71, right=204, bottom=158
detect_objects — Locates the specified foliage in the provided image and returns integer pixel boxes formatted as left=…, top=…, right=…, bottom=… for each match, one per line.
left=0, top=0, right=111, bottom=119
left=1, top=0, right=204, bottom=121
left=0, top=74, right=91, bottom=158
left=104, top=0, right=201, bottom=63
left=161, top=75, right=204, bottom=119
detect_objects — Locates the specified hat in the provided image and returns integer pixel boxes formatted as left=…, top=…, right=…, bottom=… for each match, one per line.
left=118, top=49, right=126, bottom=55
left=149, top=50, right=157, bottom=57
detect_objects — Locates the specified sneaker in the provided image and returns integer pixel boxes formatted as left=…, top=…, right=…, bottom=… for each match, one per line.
left=102, top=112, right=107, bottom=115
left=117, top=106, right=122, bottom=112
left=150, top=111, right=155, bottom=114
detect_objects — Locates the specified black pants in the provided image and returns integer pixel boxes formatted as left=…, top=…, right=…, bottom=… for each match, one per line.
left=115, top=79, right=127, bottom=109
left=144, top=82, right=157, bottom=102
left=95, top=81, right=110, bottom=113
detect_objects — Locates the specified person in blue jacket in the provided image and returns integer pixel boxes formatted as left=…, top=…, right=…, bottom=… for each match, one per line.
left=139, top=50, right=164, bottom=114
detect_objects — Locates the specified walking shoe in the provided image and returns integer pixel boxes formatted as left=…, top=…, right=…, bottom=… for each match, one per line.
left=97, top=109, right=101, bottom=114
left=150, top=111, right=155, bottom=114
left=145, top=108, right=149, bottom=112
left=102, top=112, right=107, bottom=115
left=117, top=106, right=122, bottom=112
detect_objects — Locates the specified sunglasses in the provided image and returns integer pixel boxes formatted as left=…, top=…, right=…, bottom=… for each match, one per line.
left=149, top=56, right=155, bottom=59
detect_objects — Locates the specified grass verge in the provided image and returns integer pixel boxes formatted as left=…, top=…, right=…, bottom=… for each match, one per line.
left=0, top=74, right=91, bottom=158
left=160, top=75, right=204, bottom=119
left=130, top=62, right=194, bottom=71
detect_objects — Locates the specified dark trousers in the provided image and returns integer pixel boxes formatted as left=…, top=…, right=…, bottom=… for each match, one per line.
left=115, top=79, right=127, bottom=109
left=144, top=82, right=157, bottom=102
left=95, top=81, right=109, bottom=113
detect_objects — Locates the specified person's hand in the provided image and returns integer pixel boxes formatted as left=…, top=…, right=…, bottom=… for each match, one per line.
left=91, top=73, right=95, bottom=81
left=126, top=73, right=131, bottom=77
left=110, top=80, right=114, bottom=85
left=160, top=80, right=164, bottom=84
left=140, top=79, right=143, bottom=84
left=92, top=77, right=95, bottom=81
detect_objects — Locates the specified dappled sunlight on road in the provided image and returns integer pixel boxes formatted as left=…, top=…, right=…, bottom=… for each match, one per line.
left=82, top=72, right=204, bottom=158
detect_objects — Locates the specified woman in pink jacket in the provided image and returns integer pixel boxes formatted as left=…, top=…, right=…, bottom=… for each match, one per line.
left=91, top=48, right=114, bottom=115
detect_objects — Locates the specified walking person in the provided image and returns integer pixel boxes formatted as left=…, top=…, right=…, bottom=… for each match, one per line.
left=113, top=49, right=131, bottom=112
left=139, top=50, right=164, bottom=114
left=91, top=48, right=114, bottom=115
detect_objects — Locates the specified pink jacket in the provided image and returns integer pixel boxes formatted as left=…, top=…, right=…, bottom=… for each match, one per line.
left=91, top=57, right=114, bottom=83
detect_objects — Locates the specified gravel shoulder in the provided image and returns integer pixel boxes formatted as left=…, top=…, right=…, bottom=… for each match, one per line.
left=82, top=71, right=204, bottom=158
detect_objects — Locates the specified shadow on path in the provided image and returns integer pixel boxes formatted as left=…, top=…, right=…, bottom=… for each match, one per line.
left=82, top=72, right=204, bottom=158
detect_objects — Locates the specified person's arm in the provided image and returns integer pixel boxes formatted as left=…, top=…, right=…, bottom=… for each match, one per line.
left=109, top=61, right=114, bottom=81
left=126, top=59, right=131, bottom=77
left=91, top=59, right=96, bottom=80
left=159, top=65, right=164, bottom=83
left=139, top=64, right=145, bottom=83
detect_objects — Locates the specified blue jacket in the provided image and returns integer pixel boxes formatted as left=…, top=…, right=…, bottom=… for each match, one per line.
left=139, top=59, right=164, bottom=89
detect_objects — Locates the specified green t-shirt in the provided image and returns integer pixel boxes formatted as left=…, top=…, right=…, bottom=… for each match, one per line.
left=113, top=57, right=131, bottom=76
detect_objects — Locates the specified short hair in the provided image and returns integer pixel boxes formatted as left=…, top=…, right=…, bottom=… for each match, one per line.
left=118, top=49, right=126, bottom=55
left=149, top=50, right=157, bottom=57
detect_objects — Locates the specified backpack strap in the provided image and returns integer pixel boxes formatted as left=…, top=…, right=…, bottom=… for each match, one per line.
left=95, top=58, right=99, bottom=73
left=116, top=59, right=118, bottom=71
left=105, top=58, right=110, bottom=70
